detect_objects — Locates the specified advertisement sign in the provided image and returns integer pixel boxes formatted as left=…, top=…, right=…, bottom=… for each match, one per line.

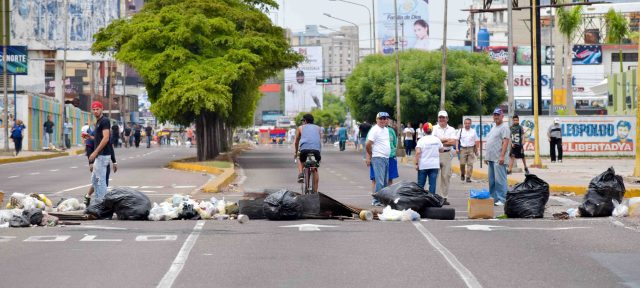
left=572, top=45, right=602, bottom=65
left=485, top=46, right=513, bottom=65
left=0, top=46, right=28, bottom=75
left=515, top=46, right=531, bottom=65
left=502, top=65, right=605, bottom=99
left=463, top=116, right=635, bottom=156
left=284, top=46, right=323, bottom=116
left=376, top=0, right=430, bottom=54
left=261, top=110, right=282, bottom=126
left=544, top=45, right=554, bottom=65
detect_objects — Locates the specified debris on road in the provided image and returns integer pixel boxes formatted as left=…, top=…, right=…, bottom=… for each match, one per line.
left=612, top=199, right=629, bottom=217
left=579, top=167, right=625, bottom=217
left=378, top=206, right=420, bottom=221
left=505, top=174, right=550, bottom=218
left=374, top=181, right=444, bottom=211
left=263, top=190, right=303, bottom=220
left=57, top=198, right=86, bottom=212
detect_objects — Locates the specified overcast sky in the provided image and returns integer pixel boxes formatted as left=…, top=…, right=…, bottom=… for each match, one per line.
left=271, top=0, right=474, bottom=50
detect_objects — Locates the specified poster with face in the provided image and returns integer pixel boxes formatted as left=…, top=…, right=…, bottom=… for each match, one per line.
left=377, top=0, right=429, bottom=54
left=284, top=46, right=323, bottom=116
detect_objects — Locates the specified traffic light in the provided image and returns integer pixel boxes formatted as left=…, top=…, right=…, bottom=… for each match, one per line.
left=316, top=77, right=331, bottom=84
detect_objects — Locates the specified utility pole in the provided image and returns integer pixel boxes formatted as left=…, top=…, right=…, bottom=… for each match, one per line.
left=393, top=0, right=403, bottom=155
left=479, top=83, right=483, bottom=168
left=532, top=0, right=543, bottom=168
left=61, top=0, right=69, bottom=148
left=634, top=21, right=640, bottom=177
left=2, top=0, right=9, bottom=153
left=507, top=0, right=514, bottom=118
left=372, top=0, right=376, bottom=53
left=440, top=0, right=448, bottom=110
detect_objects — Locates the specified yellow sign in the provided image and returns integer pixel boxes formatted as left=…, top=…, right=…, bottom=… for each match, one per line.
left=553, top=89, right=567, bottom=106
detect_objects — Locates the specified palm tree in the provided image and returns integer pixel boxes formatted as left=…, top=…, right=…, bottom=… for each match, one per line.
left=604, top=8, right=630, bottom=73
left=556, top=4, right=583, bottom=115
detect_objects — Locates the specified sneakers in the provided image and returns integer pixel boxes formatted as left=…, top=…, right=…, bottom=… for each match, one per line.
left=83, top=194, right=91, bottom=207
left=524, top=167, right=530, bottom=174
left=297, top=173, right=304, bottom=183
left=460, top=175, right=465, bottom=181
left=494, top=201, right=504, bottom=206
left=443, top=198, right=450, bottom=205
left=466, top=178, right=472, bottom=183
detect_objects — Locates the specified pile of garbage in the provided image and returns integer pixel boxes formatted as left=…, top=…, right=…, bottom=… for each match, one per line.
left=1, top=193, right=61, bottom=228
left=148, top=194, right=240, bottom=221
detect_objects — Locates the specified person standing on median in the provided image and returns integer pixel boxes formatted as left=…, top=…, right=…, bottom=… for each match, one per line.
left=415, top=122, right=444, bottom=193
left=508, top=115, right=529, bottom=175
left=43, top=115, right=54, bottom=149
left=366, top=112, right=392, bottom=206
left=88, top=101, right=114, bottom=201
left=458, top=118, right=479, bottom=183
left=432, top=110, right=457, bottom=206
left=63, top=118, right=72, bottom=149
left=10, top=119, right=26, bottom=156
left=484, top=108, right=511, bottom=206
left=547, top=118, right=563, bottom=163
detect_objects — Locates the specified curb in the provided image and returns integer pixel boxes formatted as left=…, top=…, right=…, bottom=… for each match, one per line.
left=450, top=165, right=640, bottom=198
left=167, top=160, right=236, bottom=193
left=0, top=152, right=69, bottom=164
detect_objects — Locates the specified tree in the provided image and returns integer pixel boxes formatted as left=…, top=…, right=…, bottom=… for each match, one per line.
left=557, top=4, right=583, bottom=115
left=345, top=50, right=506, bottom=127
left=92, top=0, right=302, bottom=160
left=604, top=8, right=630, bottom=73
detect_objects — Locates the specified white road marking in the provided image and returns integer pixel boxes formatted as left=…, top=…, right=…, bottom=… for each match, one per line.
left=49, top=169, right=59, bottom=172
left=141, top=186, right=163, bottom=189
left=0, top=236, right=16, bottom=242
left=136, top=235, right=178, bottom=242
left=29, top=172, right=41, bottom=175
left=70, top=166, right=78, bottom=169
left=80, top=235, right=123, bottom=242
left=52, top=184, right=92, bottom=196
left=140, top=190, right=157, bottom=193
left=413, top=222, right=482, bottom=288
left=549, top=196, right=581, bottom=206
left=157, top=221, right=205, bottom=288
left=72, top=225, right=128, bottom=231
left=8, top=175, right=19, bottom=179
left=280, top=224, right=337, bottom=232
left=172, top=185, right=196, bottom=189
left=451, top=224, right=591, bottom=232
left=24, top=236, right=71, bottom=242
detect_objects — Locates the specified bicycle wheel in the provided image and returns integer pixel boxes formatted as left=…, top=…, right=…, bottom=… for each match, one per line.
left=303, top=168, right=311, bottom=194
left=310, top=169, right=317, bottom=194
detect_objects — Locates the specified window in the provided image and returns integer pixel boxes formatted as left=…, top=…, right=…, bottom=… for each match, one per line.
left=611, top=53, right=638, bottom=62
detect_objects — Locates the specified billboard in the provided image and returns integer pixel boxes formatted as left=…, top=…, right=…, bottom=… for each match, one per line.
left=376, top=0, right=430, bottom=54
left=572, top=45, right=602, bottom=65
left=503, top=65, right=605, bottom=98
left=0, top=46, right=28, bottom=75
left=284, top=46, right=323, bottom=116
left=464, top=116, right=635, bottom=156
left=485, top=46, right=513, bottom=65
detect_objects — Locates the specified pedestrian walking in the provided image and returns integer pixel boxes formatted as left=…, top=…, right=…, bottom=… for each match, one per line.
left=432, top=111, right=457, bottom=205
left=416, top=122, right=425, bottom=142
left=508, top=115, right=529, bottom=174
left=415, top=123, right=444, bottom=193
left=145, top=124, right=153, bottom=148
left=10, top=119, right=26, bottom=156
left=134, top=124, right=142, bottom=148
left=81, top=123, right=118, bottom=206
left=358, top=121, right=372, bottom=159
left=88, top=101, right=114, bottom=201
left=548, top=118, right=563, bottom=163
left=63, top=118, right=72, bottom=149
left=43, top=115, right=54, bottom=149
left=123, top=124, right=132, bottom=148
left=458, top=118, right=479, bottom=183
left=484, top=108, right=511, bottom=206
left=352, top=125, right=359, bottom=151
left=111, top=123, right=120, bottom=148
left=366, top=112, right=392, bottom=206
left=338, top=124, right=348, bottom=151
left=403, top=122, right=415, bottom=156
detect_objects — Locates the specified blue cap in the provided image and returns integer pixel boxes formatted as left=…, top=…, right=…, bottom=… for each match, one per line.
left=492, top=108, right=503, bottom=115
left=376, top=112, right=390, bottom=119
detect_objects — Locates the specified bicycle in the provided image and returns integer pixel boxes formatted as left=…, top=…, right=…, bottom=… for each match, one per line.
left=301, top=152, right=319, bottom=194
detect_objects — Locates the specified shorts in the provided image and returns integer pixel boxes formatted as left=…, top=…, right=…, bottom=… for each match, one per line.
left=370, top=157, right=399, bottom=180
left=510, top=145, right=524, bottom=159
left=299, top=149, right=321, bottom=164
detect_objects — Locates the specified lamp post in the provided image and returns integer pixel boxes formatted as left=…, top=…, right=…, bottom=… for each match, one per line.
left=634, top=21, right=640, bottom=177
left=323, top=13, right=360, bottom=69
left=2, top=0, right=8, bottom=154
left=328, top=0, right=374, bottom=55
left=440, top=0, right=448, bottom=110
left=393, top=0, right=403, bottom=155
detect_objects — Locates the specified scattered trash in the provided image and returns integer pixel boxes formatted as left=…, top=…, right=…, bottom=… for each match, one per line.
left=149, top=202, right=178, bottom=221
left=611, top=199, right=629, bottom=217
left=567, top=208, right=579, bottom=218
left=468, top=197, right=494, bottom=219
left=553, top=212, right=570, bottom=220
left=470, top=188, right=490, bottom=199
left=86, top=187, right=152, bottom=220
left=57, top=198, right=86, bottom=212
left=263, top=189, right=303, bottom=221
left=496, top=214, right=508, bottom=219
left=237, top=214, right=249, bottom=224
left=359, top=210, right=373, bottom=221
left=40, top=214, right=59, bottom=227
left=579, top=167, right=625, bottom=217
left=378, top=206, right=419, bottom=221
left=374, top=181, right=444, bottom=211
left=505, top=174, right=550, bottom=218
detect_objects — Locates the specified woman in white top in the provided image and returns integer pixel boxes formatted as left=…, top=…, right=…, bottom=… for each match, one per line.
left=414, top=123, right=445, bottom=193
left=413, top=19, right=429, bottom=51
left=403, top=122, right=416, bottom=156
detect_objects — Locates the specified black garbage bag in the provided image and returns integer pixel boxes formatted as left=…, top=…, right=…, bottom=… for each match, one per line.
left=505, top=174, right=550, bottom=218
left=86, top=199, right=114, bottom=219
left=263, top=189, right=303, bottom=220
left=9, top=215, right=30, bottom=227
left=23, top=208, right=43, bottom=225
left=374, top=181, right=444, bottom=211
left=104, top=187, right=152, bottom=220
left=579, top=167, right=626, bottom=217
left=178, top=202, right=199, bottom=220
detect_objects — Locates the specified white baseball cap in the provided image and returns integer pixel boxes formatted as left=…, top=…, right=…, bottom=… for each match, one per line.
left=554, top=118, right=560, bottom=123
left=437, top=111, right=448, bottom=118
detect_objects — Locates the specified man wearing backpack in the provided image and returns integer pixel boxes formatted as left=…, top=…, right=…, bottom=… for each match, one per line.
left=10, top=120, right=26, bottom=156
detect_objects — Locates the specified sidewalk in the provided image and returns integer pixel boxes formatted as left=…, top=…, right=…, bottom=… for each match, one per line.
left=0, top=147, right=85, bottom=164
left=401, top=155, right=640, bottom=198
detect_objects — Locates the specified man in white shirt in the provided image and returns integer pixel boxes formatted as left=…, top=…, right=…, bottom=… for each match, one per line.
left=432, top=110, right=457, bottom=205
left=366, top=112, right=391, bottom=206
left=458, top=118, right=479, bottom=183
left=415, top=123, right=444, bottom=193
left=286, top=70, right=321, bottom=114
left=403, top=122, right=415, bottom=156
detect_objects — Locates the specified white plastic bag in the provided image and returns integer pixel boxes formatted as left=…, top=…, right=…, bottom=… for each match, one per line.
left=401, top=208, right=421, bottom=221
left=57, top=198, right=84, bottom=212
left=216, top=198, right=227, bottom=215
left=198, top=201, right=218, bottom=218
left=378, top=206, right=403, bottom=221
left=149, top=202, right=178, bottom=221
left=612, top=199, right=629, bottom=217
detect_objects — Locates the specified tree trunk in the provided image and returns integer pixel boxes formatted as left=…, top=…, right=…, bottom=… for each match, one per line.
left=195, top=111, right=220, bottom=161
left=619, top=45, right=623, bottom=73
left=565, top=40, right=575, bottom=115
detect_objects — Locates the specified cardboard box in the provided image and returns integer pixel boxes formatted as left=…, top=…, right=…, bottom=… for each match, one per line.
left=468, top=198, right=494, bottom=219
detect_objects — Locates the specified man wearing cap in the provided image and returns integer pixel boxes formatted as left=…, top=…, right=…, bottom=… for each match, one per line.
left=286, top=70, right=322, bottom=114
left=432, top=110, right=457, bottom=205
left=485, top=108, right=511, bottom=206
left=366, top=112, right=392, bottom=205
left=547, top=118, right=563, bottom=163
left=415, top=122, right=444, bottom=193
left=88, top=101, right=114, bottom=201
left=458, top=118, right=479, bottom=183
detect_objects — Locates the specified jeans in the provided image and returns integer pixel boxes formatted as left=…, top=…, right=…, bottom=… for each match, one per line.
left=404, top=139, right=413, bottom=156
left=14, top=136, right=23, bottom=155
left=371, top=157, right=389, bottom=196
left=339, top=139, right=346, bottom=151
left=43, top=133, right=52, bottom=148
left=417, top=168, right=439, bottom=194
left=360, top=138, right=366, bottom=158
left=147, top=135, right=152, bottom=148
left=91, top=155, right=111, bottom=200
left=550, top=137, right=563, bottom=161
left=488, top=161, right=508, bottom=203
left=64, top=134, right=71, bottom=149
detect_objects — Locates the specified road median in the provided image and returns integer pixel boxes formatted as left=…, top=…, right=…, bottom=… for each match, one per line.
left=0, top=149, right=83, bottom=165
left=167, top=159, right=236, bottom=193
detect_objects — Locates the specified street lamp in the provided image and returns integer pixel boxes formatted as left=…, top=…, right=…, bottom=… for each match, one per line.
left=328, top=0, right=374, bottom=55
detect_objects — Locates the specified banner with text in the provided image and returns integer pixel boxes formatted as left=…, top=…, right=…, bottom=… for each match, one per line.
left=376, top=0, right=430, bottom=54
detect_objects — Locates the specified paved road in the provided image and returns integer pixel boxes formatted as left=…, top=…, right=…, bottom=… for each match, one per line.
left=1, top=144, right=639, bottom=288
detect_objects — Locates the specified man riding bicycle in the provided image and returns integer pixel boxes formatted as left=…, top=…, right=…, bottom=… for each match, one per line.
left=294, top=113, right=322, bottom=193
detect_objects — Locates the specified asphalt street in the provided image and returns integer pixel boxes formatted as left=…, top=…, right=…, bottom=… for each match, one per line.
left=1, top=144, right=639, bottom=288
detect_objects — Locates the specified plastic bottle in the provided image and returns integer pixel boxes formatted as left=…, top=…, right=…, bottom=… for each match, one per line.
left=359, top=210, right=373, bottom=221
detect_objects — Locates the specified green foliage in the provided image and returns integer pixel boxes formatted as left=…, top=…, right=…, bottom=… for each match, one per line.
left=557, top=4, right=583, bottom=41
left=92, top=0, right=303, bottom=127
left=294, top=109, right=341, bottom=128
left=604, top=8, right=630, bottom=44
left=345, top=50, right=506, bottom=127
left=323, top=93, right=347, bottom=123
